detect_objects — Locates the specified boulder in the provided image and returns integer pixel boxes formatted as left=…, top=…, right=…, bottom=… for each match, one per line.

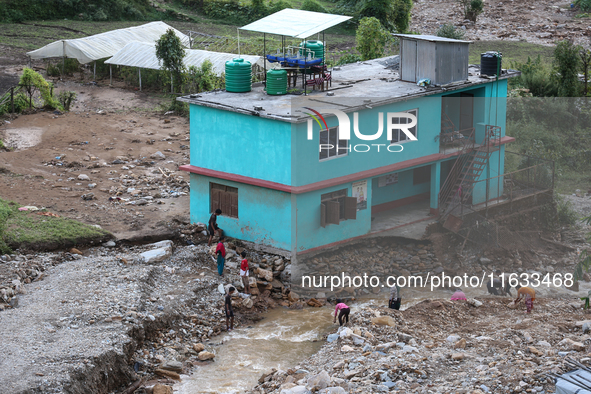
left=77, top=174, right=90, bottom=181
left=140, top=247, right=172, bottom=264
left=451, top=353, right=465, bottom=361
left=198, top=351, right=215, bottom=360
left=371, top=316, right=396, bottom=327
left=321, top=387, right=347, bottom=394
left=454, top=338, right=467, bottom=349
left=280, top=386, right=311, bottom=394
left=288, top=291, right=300, bottom=302
left=307, top=298, right=324, bottom=307
left=161, top=360, right=182, bottom=372
left=152, top=384, right=173, bottom=394
left=327, top=334, right=339, bottom=343
left=258, top=268, right=274, bottom=282
left=528, top=346, right=543, bottom=356
left=193, top=343, right=205, bottom=352
left=243, top=298, right=254, bottom=309
left=150, top=151, right=166, bottom=160
left=559, top=338, right=586, bottom=351
left=341, top=345, right=355, bottom=352
left=306, top=370, right=330, bottom=391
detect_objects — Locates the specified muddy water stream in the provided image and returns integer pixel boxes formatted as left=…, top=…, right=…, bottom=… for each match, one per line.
left=176, top=282, right=584, bottom=393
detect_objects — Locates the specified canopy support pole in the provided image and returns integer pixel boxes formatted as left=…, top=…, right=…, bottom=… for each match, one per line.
left=93, top=61, right=96, bottom=81
left=139, top=68, right=142, bottom=91
left=263, top=33, right=266, bottom=85
left=62, top=40, right=66, bottom=79
left=189, top=31, right=192, bottom=49
left=109, top=65, right=112, bottom=86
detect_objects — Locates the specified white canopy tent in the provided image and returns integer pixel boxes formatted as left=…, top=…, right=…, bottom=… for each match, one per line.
left=239, top=9, right=351, bottom=38
left=104, top=41, right=267, bottom=91
left=26, top=21, right=190, bottom=78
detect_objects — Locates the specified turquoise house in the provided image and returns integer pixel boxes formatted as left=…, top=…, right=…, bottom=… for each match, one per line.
left=179, top=35, right=517, bottom=255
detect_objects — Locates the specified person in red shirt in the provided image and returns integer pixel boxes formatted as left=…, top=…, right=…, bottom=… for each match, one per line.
left=216, top=236, right=226, bottom=277
left=240, top=251, right=250, bottom=294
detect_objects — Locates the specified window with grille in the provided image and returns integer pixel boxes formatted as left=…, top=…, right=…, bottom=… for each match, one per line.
left=320, top=189, right=357, bottom=227
left=390, top=109, right=418, bottom=144
left=210, top=183, right=238, bottom=218
left=319, top=127, right=348, bottom=161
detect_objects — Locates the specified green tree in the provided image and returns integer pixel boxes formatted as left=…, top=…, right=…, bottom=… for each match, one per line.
left=436, top=23, right=465, bottom=40
left=155, top=29, right=186, bottom=94
left=186, top=60, right=223, bottom=92
left=301, top=0, right=329, bottom=13
left=554, top=40, right=581, bottom=97
left=391, top=0, right=413, bottom=33
left=356, top=17, right=390, bottom=61
left=357, top=0, right=395, bottom=31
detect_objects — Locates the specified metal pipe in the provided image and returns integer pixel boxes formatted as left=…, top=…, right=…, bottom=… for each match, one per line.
left=139, top=68, right=142, bottom=91
left=109, top=65, right=112, bottom=86
left=93, top=61, right=96, bottom=81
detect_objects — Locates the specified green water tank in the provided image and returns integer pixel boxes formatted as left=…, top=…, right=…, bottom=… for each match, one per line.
left=225, top=58, right=252, bottom=93
left=299, top=40, right=324, bottom=60
left=266, top=69, right=287, bottom=96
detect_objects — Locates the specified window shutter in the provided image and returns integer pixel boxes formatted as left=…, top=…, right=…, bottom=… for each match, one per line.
left=230, top=192, right=238, bottom=218
left=326, top=201, right=340, bottom=225
left=344, top=197, right=357, bottom=220
left=211, top=189, right=221, bottom=212
left=222, top=192, right=232, bottom=216
left=321, top=203, right=326, bottom=228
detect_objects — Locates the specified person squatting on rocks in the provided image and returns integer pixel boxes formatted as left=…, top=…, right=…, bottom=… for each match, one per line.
left=451, top=288, right=467, bottom=301
left=225, top=286, right=235, bottom=331
left=487, top=270, right=512, bottom=296
left=240, top=250, right=250, bottom=295
left=389, top=283, right=401, bottom=310
left=334, top=299, right=350, bottom=326
left=216, top=236, right=226, bottom=277
left=208, top=208, right=223, bottom=247
left=514, top=285, right=536, bottom=313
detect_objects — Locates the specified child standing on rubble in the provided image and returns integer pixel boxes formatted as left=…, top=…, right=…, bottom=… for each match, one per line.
left=514, top=285, right=535, bottom=313
left=240, top=251, right=250, bottom=295
left=216, top=236, right=226, bottom=277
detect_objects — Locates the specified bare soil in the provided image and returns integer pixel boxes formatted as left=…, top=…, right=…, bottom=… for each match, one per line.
left=0, top=80, right=192, bottom=242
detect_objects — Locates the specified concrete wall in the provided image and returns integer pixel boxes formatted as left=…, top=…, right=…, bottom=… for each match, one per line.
left=371, top=168, right=430, bottom=207
left=189, top=104, right=292, bottom=185
left=291, top=97, right=442, bottom=187
left=294, top=180, right=372, bottom=252
left=189, top=173, right=292, bottom=250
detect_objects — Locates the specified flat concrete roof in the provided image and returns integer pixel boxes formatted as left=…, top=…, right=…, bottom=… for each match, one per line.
left=178, top=55, right=519, bottom=124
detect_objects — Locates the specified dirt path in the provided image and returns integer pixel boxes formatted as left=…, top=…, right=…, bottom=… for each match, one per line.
left=0, top=83, right=192, bottom=241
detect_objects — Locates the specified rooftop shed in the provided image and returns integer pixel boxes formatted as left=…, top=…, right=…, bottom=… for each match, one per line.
left=394, top=34, right=473, bottom=85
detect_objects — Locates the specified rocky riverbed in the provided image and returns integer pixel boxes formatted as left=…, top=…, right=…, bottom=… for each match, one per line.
left=0, top=236, right=294, bottom=394
left=248, top=297, right=591, bottom=394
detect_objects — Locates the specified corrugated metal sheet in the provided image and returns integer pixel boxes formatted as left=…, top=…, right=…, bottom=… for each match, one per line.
left=240, top=8, right=351, bottom=38
left=399, top=35, right=470, bottom=84
left=26, top=22, right=189, bottom=64
left=393, top=34, right=473, bottom=44
left=104, top=42, right=263, bottom=76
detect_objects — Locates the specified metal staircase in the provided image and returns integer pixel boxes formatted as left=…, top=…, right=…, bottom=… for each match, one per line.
left=438, top=124, right=501, bottom=220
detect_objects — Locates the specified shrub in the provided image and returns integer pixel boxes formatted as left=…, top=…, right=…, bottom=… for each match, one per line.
left=301, top=0, right=328, bottom=13
left=574, top=0, right=591, bottom=12
left=19, top=68, right=62, bottom=110
left=460, top=0, right=483, bottom=22
left=268, top=0, right=292, bottom=13
left=336, top=52, right=362, bottom=65
left=509, top=56, right=559, bottom=97
left=46, top=58, right=80, bottom=77
left=436, top=23, right=465, bottom=39
left=555, top=195, right=578, bottom=226
left=554, top=40, right=582, bottom=97
left=356, top=17, right=391, bottom=61
left=185, top=60, right=223, bottom=93
left=58, top=91, right=77, bottom=111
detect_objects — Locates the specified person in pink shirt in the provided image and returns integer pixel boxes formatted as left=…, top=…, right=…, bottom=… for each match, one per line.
left=451, top=288, right=467, bottom=301
left=333, top=299, right=350, bottom=326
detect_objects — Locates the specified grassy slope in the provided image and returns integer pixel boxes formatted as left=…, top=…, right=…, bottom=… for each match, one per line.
left=0, top=198, right=111, bottom=252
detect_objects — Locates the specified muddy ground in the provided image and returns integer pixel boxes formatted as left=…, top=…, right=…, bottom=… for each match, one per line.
left=0, top=79, right=192, bottom=242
